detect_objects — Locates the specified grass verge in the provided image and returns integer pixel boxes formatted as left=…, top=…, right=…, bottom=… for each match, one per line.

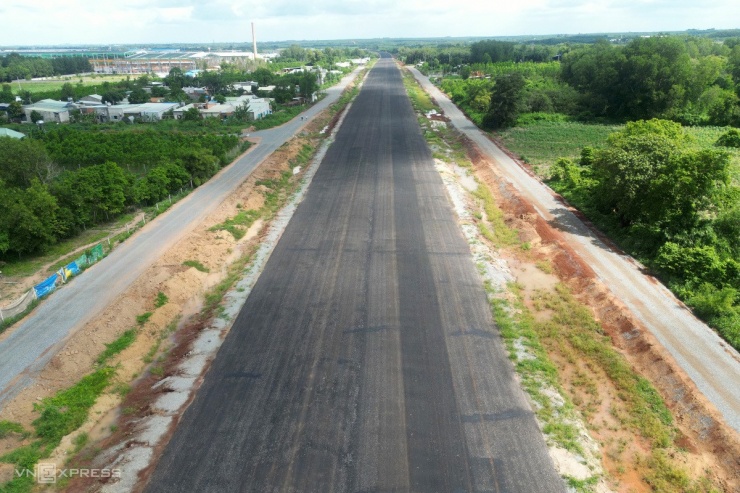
left=0, top=324, right=137, bottom=493
left=182, top=260, right=209, bottom=273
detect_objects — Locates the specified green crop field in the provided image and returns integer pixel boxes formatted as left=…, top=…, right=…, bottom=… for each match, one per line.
left=10, top=74, right=133, bottom=94
left=495, top=121, right=621, bottom=169
left=496, top=121, right=740, bottom=182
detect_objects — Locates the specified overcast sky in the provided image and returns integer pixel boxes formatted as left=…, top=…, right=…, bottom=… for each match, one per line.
left=1, top=0, right=739, bottom=46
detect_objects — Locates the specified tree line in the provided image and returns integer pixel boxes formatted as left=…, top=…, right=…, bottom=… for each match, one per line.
left=0, top=53, right=92, bottom=83
left=428, top=36, right=740, bottom=129
left=0, top=129, right=241, bottom=257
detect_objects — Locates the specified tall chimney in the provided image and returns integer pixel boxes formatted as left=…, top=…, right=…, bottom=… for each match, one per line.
left=252, top=22, right=257, bottom=62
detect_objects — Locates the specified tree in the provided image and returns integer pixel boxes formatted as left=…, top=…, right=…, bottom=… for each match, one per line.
left=482, top=72, right=526, bottom=129
left=560, top=40, right=625, bottom=117
left=60, top=82, right=75, bottom=101
left=0, top=179, right=60, bottom=255
left=250, top=67, right=276, bottom=86
left=0, top=83, right=13, bottom=103
left=102, top=91, right=124, bottom=104
left=617, top=37, right=693, bottom=119
left=298, top=71, right=318, bottom=100
left=30, top=110, right=43, bottom=123
left=591, top=119, right=730, bottom=236
left=181, top=107, right=201, bottom=122
left=128, top=87, right=149, bottom=104
left=7, top=101, right=23, bottom=120
left=0, top=137, right=58, bottom=187
left=231, top=101, right=251, bottom=122
left=177, top=147, right=219, bottom=186
left=280, top=44, right=307, bottom=62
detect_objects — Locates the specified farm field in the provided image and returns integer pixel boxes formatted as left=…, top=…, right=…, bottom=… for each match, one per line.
left=496, top=121, right=740, bottom=181
left=11, top=74, right=133, bottom=93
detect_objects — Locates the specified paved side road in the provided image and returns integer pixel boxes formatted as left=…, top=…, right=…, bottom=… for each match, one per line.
left=145, top=57, right=564, bottom=493
left=0, top=69, right=361, bottom=412
left=408, top=67, right=740, bottom=434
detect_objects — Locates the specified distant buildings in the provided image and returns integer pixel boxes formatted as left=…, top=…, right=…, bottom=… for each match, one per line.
left=23, top=99, right=74, bottom=123
left=173, top=94, right=272, bottom=121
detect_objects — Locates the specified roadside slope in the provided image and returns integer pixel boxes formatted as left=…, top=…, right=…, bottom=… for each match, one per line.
left=407, top=67, right=740, bottom=434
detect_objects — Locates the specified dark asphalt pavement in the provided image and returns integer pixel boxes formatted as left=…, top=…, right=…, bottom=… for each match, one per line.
left=145, top=57, right=564, bottom=493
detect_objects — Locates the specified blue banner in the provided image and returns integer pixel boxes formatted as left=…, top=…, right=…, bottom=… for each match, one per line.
left=33, top=274, right=59, bottom=299
left=65, top=261, right=80, bottom=277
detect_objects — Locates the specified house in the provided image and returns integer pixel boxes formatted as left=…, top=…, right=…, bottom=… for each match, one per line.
left=255, top=85, right=275, bottom=95
left=97, top=102, right=179, bottom=122
left=183, top=86, right=208, bottom=101
left=173, top=95, right=271, bottom=120
left=173, top=103, right=199, bottom=119
left=23, top=99, right=73, bottom=123
left=131, top=102, right=179, bottom=121
left=0, top=128, right=25, bottom=139
left=245, top=97, right=271, bottom=120
left=78, top=94, right=104, bottom=106
left=200, top=104, right=236, bottom=119
left=232, top=81, right=258, bottom=93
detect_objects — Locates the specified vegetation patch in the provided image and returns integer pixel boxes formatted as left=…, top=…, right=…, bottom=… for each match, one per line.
left=96, top=328, right=137, bottom=365
left=182, top=260, right=209, bottom=273
left=0, top=367, right=115, bottom=493
left=210, top=209, right=261, bottom=240
left=154, top=291, right=169, bottom=308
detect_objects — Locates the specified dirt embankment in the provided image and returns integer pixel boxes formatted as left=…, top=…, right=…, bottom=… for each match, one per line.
left=463, top=139, right=740, bottom=491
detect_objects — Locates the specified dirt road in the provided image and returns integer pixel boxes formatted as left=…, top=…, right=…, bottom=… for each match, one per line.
left=408, top=67, right=740, bottom=434
left=0, top=69, right=361, bottom=412
left=145, top=57, right=564, bottom=493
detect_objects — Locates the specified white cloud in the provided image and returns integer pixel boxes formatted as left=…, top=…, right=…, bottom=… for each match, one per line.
left=0, top=0, right=738, bottom=45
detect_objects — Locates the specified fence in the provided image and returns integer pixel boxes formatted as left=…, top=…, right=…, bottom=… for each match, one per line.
left=0, top=244, right=106, bottom=323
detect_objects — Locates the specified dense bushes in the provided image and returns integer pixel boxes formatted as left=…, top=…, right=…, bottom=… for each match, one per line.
left=0, top=129, right=243, bottom=258
left=547, top=120, right=740, bottom=349
left=41, top=127, right=239, bottom=171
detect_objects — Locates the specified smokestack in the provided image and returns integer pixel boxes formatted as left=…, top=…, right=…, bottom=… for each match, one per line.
left=252, top=22, right=257, bottom=62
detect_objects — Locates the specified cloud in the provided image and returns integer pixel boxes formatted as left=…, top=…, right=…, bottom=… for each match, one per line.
left=0, top=0, right=739, bottom=45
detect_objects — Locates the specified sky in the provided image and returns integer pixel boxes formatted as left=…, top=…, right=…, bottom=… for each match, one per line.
left=1, top=0, right=739, bottom=46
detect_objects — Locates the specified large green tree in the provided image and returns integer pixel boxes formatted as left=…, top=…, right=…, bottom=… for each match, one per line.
left=591, top=120, right=730, bottom=235
left=0, top=179, right=61, bottom=255
left=0, top=137, right=58, bottom=187
left=482, top=72, right=526, bottom=129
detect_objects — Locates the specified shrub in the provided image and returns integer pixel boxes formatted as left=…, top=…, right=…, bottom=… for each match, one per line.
left=715, top=128, right=740, bottom=148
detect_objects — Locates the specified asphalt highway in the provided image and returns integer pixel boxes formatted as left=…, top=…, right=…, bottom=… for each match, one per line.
left=145, top=57, right=564, bottom=493
left=0, top=69, right=360, bottom=412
